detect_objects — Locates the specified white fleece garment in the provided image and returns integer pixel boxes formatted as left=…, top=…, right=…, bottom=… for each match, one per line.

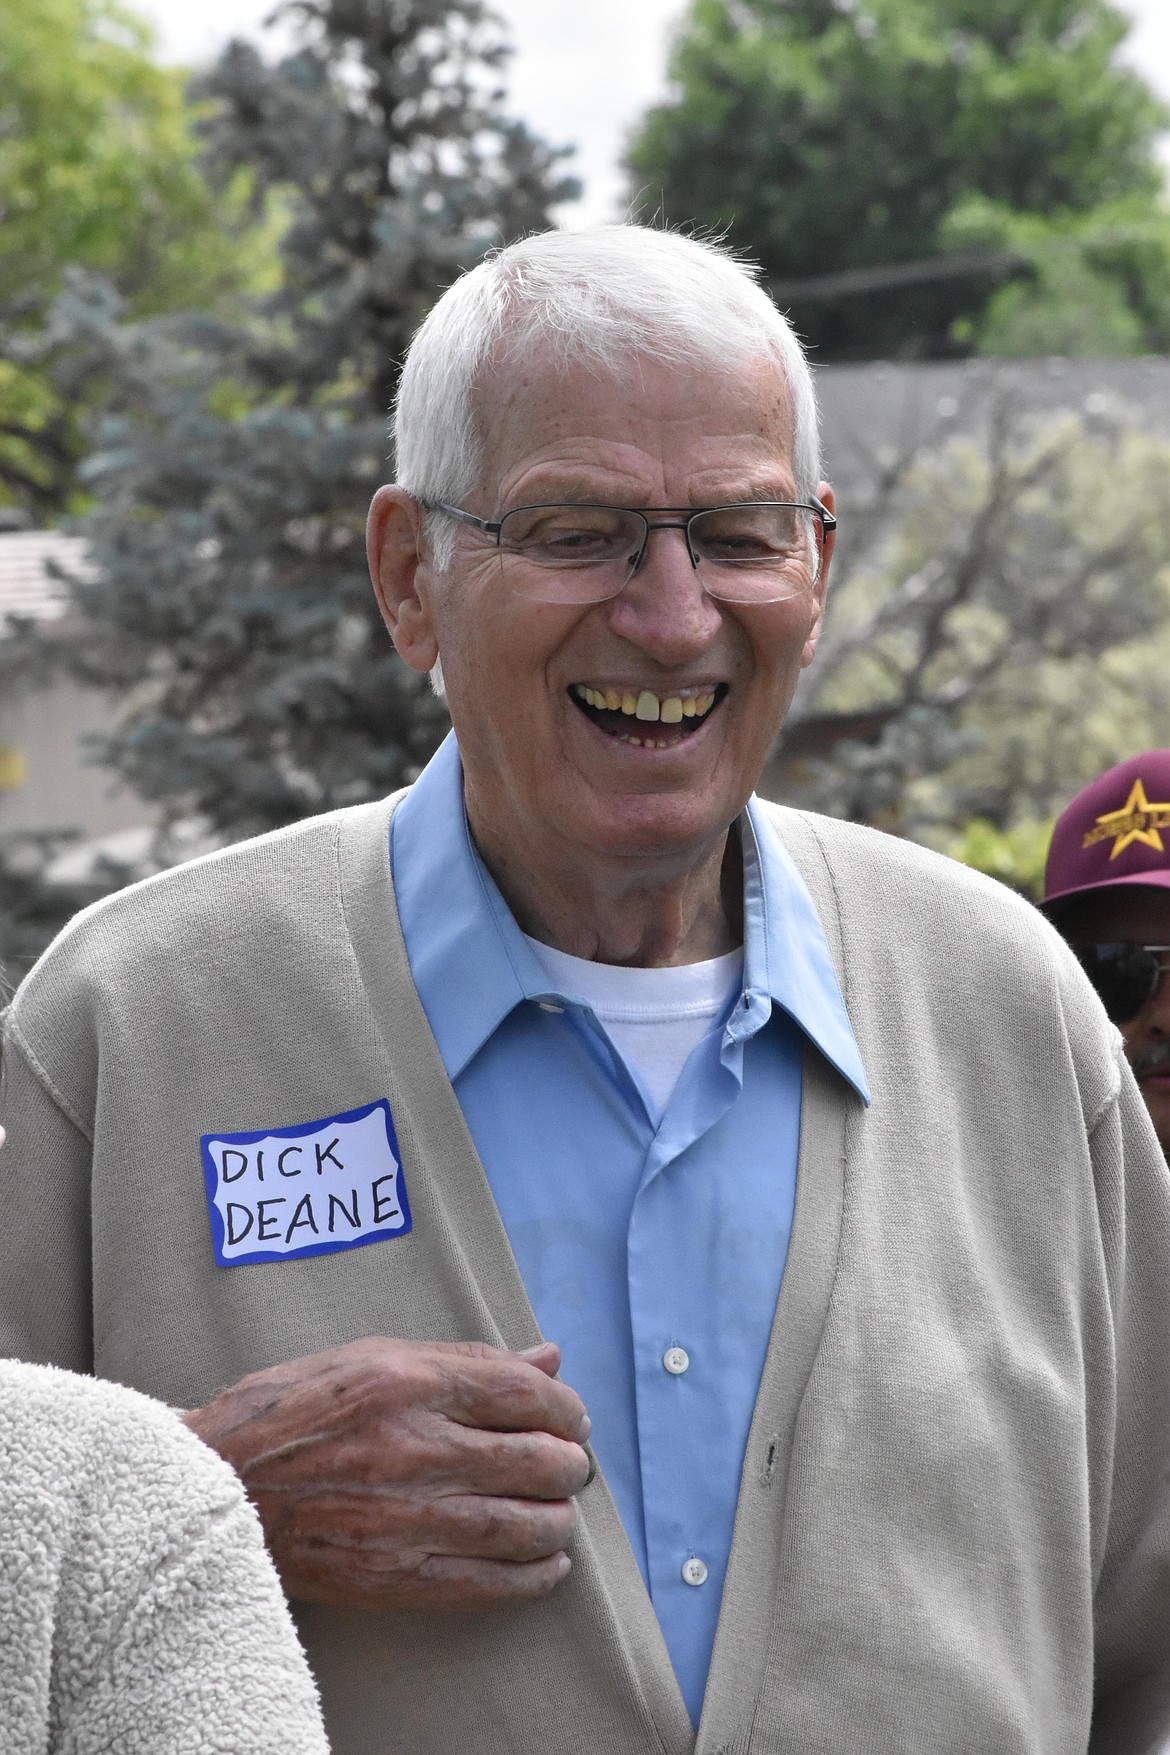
left=0, top=1359, right=329, bottom=1755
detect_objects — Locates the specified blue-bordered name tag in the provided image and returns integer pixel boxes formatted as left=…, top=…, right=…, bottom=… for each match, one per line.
left=201, top=1098, right=412, bottom=1267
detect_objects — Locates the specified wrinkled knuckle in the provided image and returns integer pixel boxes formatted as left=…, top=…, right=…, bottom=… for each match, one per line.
left=512, top=1528, right=548, bottom=1563
left=521, top=1513, right=567, bottom=1561
left=472, top=1500, right=510, bottom=1546
left=485, top=1429, right=544, bottom=1491
left=530, top=1560, right=565, bottom=1598
left=500, top=1367, right=544, bottom=1423
left=414, top=1551, right=456, bottom=1584
left=513, top=1429, right=551, bottom=1476
left=555, top=1388, right=588, bottom=1437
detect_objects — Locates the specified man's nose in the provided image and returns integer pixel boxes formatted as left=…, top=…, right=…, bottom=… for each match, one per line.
left=605, top=525, right=723, bottom=660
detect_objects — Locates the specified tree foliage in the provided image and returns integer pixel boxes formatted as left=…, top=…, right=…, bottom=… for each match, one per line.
left=771, top=396, right=1170, bottom=859
left=626, top=0, right=1170, bottom=360
left=0, top=0, right=274, bottom=519
left=0, top=834, right=114, bottom=992
left=39, top=0, right=577, bottom=851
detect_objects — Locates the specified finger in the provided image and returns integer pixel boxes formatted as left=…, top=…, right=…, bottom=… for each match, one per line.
left=436, top=1352, right=590, bottom=1443
left=427, top=1493, right=579, bottom=1562
left=253, top=1423, right=591, bottom=1504
left=316, top=1551, right=574, bottom=1612
left=444, top=1426, right=592, bottom=1500
left=273, top=1488, right=579, bottom=1564
left=412, top=1551, right=573, bottom=1609
left=516, top=1341, right=561, bottom=1378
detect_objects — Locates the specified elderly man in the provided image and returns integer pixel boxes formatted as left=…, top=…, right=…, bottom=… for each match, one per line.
left=1, top=227, right=1168, bottom=1755
left=1043, top=750, right=1170, bottom=1156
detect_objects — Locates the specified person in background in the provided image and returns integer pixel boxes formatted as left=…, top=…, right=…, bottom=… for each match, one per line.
left=1042, top=750, right=1170, bottom=1157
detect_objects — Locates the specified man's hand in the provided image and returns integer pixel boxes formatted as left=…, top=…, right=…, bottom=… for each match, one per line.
left=182, top=1337, right=591, bottom=1612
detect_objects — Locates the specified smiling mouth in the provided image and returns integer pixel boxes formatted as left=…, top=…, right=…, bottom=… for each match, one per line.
left=570, top=683, right=727, bottom=748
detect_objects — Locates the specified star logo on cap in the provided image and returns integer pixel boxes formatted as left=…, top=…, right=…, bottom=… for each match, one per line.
left=1082, top=778, right=1170, bottom=860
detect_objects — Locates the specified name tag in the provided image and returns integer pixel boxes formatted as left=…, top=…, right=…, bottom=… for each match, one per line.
left=201, top=1099, right=412, bottom=1267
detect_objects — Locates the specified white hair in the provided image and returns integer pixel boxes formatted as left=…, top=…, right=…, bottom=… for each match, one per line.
left=391, top=226, right=822, bottom=696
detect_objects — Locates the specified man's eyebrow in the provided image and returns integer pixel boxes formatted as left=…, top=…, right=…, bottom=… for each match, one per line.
left=733, top=484, right=802, bottom=503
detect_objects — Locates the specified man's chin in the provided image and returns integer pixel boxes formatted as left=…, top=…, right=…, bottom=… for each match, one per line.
left=577, top=801, right=742, bottom=872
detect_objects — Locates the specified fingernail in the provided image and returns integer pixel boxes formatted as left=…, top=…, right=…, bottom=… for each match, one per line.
left=556, top=1554, right=571, bottom=1581
left=577, top=1414, right=592, bottom=1443
left=518, top=1343, right=548, bottom=1359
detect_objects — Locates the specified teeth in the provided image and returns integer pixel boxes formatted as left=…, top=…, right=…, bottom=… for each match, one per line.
left=575, top=684, right=722, bottom=721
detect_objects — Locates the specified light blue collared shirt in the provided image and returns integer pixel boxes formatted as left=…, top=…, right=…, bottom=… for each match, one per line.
left=391, top=733, right=868, bottom=1726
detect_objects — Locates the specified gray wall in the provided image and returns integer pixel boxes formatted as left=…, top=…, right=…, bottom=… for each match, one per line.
left=0, top=675, right=153, bottom=842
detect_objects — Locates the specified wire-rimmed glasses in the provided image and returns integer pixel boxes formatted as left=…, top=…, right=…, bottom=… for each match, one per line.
left=422, top=498, right=836, bottom=605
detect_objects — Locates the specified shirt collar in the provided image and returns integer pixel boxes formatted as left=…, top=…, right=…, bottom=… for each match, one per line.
left=391, top=730, right=869, bottom=1102
left=740, top=797, right=870, bottom=1101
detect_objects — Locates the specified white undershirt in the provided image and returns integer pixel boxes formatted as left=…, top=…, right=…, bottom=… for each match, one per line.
left=522, top=936, right=744, bottom=1122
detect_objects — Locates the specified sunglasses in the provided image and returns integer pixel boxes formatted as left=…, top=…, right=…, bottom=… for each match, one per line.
left=1075, top=942, right=1170, bottom=1024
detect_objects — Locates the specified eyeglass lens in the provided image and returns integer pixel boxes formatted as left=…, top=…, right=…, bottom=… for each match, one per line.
left=495, top=504, right=820, bottom=604
left=1076, top=942, right=1166, bottom=1023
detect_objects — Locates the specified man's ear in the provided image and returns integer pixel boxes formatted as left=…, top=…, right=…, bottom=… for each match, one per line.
left=367, top=485, right=440, bottom=673
left=800, top=480, right=836, bottom=670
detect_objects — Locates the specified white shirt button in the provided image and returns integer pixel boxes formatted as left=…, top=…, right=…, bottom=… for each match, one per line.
left=662, top=1346, right=690, bottom=1375
left=681, top=1557, right=708, bottom=1587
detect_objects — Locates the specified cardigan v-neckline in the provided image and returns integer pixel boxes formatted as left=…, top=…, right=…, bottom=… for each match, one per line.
left=336, top=791, right=856, bottom=1755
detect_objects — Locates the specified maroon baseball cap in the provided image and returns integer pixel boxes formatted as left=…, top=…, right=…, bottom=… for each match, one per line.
left=1043, top=750, right=1170, bottom=911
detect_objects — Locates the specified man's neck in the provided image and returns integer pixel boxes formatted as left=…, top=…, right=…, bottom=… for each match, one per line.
left=467, top=806, right=745, bottom=969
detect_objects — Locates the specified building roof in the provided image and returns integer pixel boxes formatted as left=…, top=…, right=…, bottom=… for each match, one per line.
left=0, top=531, right=88, bottom=636
left=815, top=355, right=1170, bottom=505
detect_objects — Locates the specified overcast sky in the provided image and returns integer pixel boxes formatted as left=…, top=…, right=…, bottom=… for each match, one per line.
left=135, top=0, right=1170, bottom=225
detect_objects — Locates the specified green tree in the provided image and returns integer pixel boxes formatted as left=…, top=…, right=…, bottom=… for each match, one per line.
left=0, top=0, right=274, bottom=519
left=627, top=0, right=1170, bottom=360
left=768, top=400, right=1170, bottom=849
left=30, top=0, right=577, bottom=866
left=941, top=816, right=1054, bottom=899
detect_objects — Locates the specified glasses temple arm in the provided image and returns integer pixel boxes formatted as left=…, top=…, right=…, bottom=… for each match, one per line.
left=419, top=501, right=501, bottom=537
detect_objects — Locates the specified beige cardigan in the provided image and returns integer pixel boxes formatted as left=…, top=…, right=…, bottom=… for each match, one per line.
left=1, top=795, right=1168, bottom=1755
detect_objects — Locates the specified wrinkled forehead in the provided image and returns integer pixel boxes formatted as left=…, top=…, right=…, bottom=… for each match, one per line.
left=469, top=338, right=798, bottom=499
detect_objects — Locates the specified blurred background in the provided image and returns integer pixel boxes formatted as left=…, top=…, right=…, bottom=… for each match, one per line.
left=3, top=0, right=1170, bottom=978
